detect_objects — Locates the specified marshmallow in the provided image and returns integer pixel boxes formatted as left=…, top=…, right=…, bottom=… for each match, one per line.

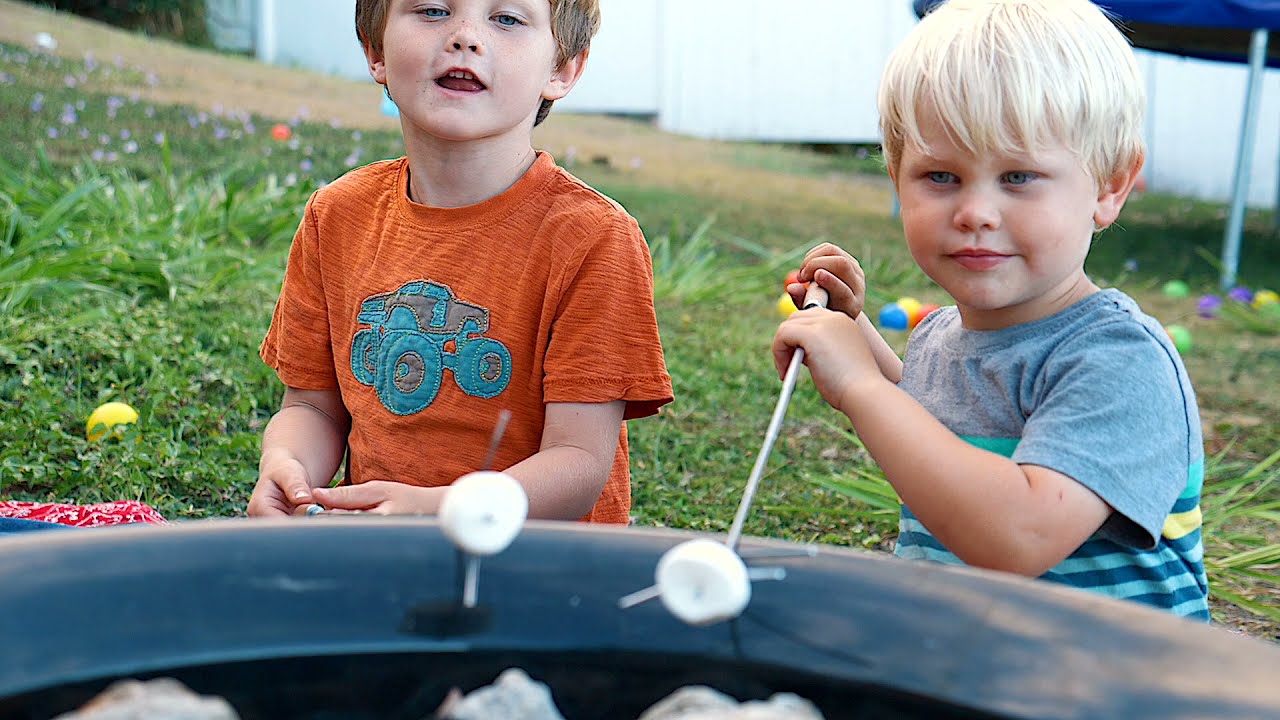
left=439, top=472, right=528, bottom=556
left=655, top=539, right=751, bottom=626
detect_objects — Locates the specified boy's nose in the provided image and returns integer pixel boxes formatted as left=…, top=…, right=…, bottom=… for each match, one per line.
left=953, top=191, right=1000, bottom=231
left=447, top=23, right=482, bottom=54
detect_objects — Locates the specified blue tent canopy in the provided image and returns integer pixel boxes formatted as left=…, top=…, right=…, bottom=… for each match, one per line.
left=912, top=0, right=1280, bottom=288
left=913, top=1, right=1280, bottom=64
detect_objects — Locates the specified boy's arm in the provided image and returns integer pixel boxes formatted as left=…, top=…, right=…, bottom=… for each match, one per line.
left=842, top=380, right=1111, bottom=576
left=248, top=387, right=350, bottom=517
left=774, top=310, right=1109, bottom=576
left=307, top=401, right=625, bottom=518
left=503, top=400, right=626, bottom=520
left=856, top=311, right=904, bottom=384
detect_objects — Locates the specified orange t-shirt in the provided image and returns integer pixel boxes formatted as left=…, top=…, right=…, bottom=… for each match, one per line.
left=260, top=152, right=673, bottom=523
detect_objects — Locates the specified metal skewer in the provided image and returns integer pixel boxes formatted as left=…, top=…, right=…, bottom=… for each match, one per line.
left=726, top=283, right=829, bottom=551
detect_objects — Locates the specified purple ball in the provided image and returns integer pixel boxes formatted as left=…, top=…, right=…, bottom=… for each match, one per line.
left=1197, top=294, right=1223, bottom=318
left=1228, top=286, right=1254, bottom=304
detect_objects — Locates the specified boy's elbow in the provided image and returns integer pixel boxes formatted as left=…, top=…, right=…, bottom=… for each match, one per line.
left=955, top=533, right=1066, bottom=578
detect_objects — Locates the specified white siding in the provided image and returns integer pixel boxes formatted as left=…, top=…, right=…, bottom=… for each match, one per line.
left=657, top=0, right=918, bottom=142
left=1139, top=49, right=1280, bottom=207
left=558, top=0, right=662, bottom=115
left=265, top=0, right=371, bottom=81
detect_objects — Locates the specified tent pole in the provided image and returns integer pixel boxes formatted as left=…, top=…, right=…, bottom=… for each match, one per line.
left=1221, top=28, right=1269, bottom=290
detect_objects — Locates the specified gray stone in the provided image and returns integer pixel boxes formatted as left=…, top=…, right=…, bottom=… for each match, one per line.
left=639, top=686, right=825, bottom=720
left=437, top=668, right=565, bottom=720
left=54, top=678, right=240, bottom=720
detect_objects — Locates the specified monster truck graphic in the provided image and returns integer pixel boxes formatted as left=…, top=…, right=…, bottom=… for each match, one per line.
left=350, top=281, right=512, bottom=415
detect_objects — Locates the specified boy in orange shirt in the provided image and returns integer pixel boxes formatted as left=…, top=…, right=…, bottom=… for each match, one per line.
left=248, top=0, right=672, bottom=522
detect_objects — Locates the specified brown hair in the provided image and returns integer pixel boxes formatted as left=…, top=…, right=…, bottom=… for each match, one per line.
left=355, top=0, right=600, bottom=126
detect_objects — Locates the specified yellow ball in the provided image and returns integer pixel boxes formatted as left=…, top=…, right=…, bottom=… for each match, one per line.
left=897, top=296, right=922, bottom=319
left=1253, top=289, right=1279, bottom=309
left=86, top=401, right=139, bottom=441
left=776, top=292, right=798, bottom=318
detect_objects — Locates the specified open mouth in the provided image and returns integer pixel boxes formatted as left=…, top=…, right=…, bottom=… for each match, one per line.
left=436, top=70, right=486, bottom=92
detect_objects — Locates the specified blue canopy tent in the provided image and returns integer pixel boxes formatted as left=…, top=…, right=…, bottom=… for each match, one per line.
left=913, top=0, right=1280, bottom=289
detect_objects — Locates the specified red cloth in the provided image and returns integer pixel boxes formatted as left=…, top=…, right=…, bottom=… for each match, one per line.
left=0, top=501, right=167, bottom=527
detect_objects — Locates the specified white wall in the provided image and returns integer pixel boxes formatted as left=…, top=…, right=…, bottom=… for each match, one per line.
left=1139, top=49, right=1280, bottom=207
left=558, top=0, right=662, bottom=115
left=265, top=0, right=371, bottom=81
left=657, top=0, right=917, bottom=142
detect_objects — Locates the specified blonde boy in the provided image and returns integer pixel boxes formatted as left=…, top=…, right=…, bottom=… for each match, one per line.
left=775, top=0, right=1208, bottom=619
left=249, top=0, right=672, bottom=521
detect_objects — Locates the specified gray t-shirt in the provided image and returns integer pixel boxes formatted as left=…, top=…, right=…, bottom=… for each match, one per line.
left=895, top=289, right=1208, bottom=619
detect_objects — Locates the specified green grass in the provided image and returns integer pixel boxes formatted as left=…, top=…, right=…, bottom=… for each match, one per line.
left=0, top=41, right=1276, bottom=631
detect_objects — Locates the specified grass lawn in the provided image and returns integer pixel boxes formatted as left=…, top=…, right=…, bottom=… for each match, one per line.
left=0, top=0, right=1276, bottom=639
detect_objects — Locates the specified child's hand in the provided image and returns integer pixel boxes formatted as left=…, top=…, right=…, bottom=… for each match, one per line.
left=311, top=481, right=446, bottom=516
left=773, top=307, right=883, bottom=414
left=248, top=456, right=314, bottom=517
left=787, top=243, right=867, bottom=321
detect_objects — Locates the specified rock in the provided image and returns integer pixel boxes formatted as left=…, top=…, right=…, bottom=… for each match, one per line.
left=436, top=668, right=565, bottom=720
left=54, top=678, right=239, bottom=720
left=638, top=685, right=824, bottom=720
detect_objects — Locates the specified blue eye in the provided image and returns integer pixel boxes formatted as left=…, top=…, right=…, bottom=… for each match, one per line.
left=494, top=13, right=522, bottom=26
left=422, top=7, right=447, bottom=18
left=926, top=171, right=955, bottom=184
left=1004, top=171, right=1035, bottom=185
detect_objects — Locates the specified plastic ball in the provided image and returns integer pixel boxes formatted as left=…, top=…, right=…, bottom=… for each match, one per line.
left=270, top=123, right=292, bottom=142
left=1165, top=324, right=1192, bottom=354
left=86, top=402, right=139, bottom=441
left=878, top=303, right=910, bottom=331
left=1252, top=289, right=1278, bottom=309
left=1197, top=294, right=1223, bottom=319
left=1227, top=286, right=1254, bottom=304
left=380, top=94, right=401, bottom=118
left=914, top=303, right=941, bottom=328
left=1161, top=280, right=1190, bottom=298
left=776, top=292, right=798, bottom=318
left=896, top=297, right=923, bottom=324
left=783, top=270, right=801, bottom=292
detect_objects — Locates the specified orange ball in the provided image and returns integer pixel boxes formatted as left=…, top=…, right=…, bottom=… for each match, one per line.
left=271, top=123, right=292, bottom=142
left=911, top=303, right=941, bottom=328
left=783, top=269, right=801, bottom=291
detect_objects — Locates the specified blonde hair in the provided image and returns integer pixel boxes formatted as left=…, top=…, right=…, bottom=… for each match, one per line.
left=355, top=0, right=600, bottom=126
left=879, top=0, right=1144, bottom=187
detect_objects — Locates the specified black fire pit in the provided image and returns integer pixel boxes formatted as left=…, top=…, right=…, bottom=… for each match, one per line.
left=0, top=518, right=1276, bottom=719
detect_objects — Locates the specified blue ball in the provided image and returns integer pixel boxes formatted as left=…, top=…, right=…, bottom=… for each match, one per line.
left=878, top=303, right=910, bottom=331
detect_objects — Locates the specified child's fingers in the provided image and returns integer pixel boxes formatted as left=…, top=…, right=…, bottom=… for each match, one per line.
left=312, top=484, right=381, bottom=510
left=809, top=268, right=850, bottom=304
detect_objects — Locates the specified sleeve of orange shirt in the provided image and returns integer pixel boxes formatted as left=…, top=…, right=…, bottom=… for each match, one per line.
left=541, top=211, right=672, bottom=420
left=260, top=191, right=339, bottom=391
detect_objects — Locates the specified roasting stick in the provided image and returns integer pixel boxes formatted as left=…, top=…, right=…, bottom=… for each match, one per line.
left=618, top=282, right=828, bottom=624
left=726, top=282, right=829, bottom=552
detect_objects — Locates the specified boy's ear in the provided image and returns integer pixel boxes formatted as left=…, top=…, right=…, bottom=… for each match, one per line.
left=1094, top=153, right=1145, bottom=229
left=364, top=42, right=387, bottom=86
left=543, top=49, right=589, bottom=102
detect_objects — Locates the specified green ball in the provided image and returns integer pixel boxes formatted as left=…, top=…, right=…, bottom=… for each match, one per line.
left=1165, top=324, right=1192, bottom=354
left=1162, top=280, right=1190, bottom=298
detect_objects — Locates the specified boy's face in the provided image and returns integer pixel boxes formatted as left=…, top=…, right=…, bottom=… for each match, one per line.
left=366, top=0, right=583, bottom=147
left=892, top=110, right=1134, bottom=330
